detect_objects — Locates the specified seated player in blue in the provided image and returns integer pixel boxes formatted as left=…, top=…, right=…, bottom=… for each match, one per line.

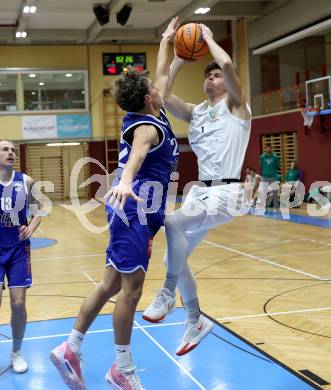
left=50, top=18, right=180, bottom=390
left=0, top=140, right=41, bottom=374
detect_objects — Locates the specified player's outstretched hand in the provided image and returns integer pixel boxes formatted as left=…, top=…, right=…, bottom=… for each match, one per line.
left=19, top=225, right=33, bottom=241
left=198, top=24, right=213, bottom=42
left=173, top=49, right=195, bottom=65
left=105, top=183, right=142, bottom=209
left=162, top=16, right=179, bottom=41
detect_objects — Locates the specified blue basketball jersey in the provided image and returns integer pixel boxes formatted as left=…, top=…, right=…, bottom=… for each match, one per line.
left=106, top=108, right=179, bottom=213
left=0, top=171, right=29, bottom=248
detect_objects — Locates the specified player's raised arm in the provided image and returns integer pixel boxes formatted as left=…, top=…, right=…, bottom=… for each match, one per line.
left=163, top=54, right=196, bottom=123
left=156, top=19, right=195, bottom=123
left=155, top=17, right=179, bottom=98
left=199, top=23, right=246, bottom=109
left=105, top=124, right=158, bottom=209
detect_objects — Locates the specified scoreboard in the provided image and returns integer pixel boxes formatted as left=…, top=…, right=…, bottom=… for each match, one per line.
left=103, top=53, right=146, bottom=75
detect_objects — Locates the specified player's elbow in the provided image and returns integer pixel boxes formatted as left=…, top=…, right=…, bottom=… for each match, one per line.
left=223, top=60, right=234, bottom=72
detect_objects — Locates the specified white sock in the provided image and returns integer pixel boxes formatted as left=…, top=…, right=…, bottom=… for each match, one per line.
left=68, top=329, right=85, bottom=353
left=115, top=344, right=132, bottom=371
left=185, top=298, right=200, bottom=324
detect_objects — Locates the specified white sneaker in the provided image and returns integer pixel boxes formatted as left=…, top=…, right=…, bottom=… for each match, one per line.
left=11, top=351, right=28, bottom=373
left=176, top=314, right=214, bottom=356
left=142, top=288, right=176, bottom=323
left=105, top=364, right=145, bottom=390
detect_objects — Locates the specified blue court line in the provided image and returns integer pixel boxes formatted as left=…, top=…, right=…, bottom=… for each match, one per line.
left=0, top=309, right=320, bottom=389
left=30, top=237, right=57, bottom=250
left=252, top=210, right=331, bottom=228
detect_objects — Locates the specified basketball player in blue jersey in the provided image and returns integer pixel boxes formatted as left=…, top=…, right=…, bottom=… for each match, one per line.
left=143, top=23, right=252, bottom=356
left=0, top=140, right=41, bottom=373
left=50, top=18, right=179, bottom=390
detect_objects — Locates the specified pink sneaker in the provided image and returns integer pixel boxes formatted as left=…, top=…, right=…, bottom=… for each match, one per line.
left=50, top=341, right=86, bottom=390
left=105, top=363, right=145, bottom=390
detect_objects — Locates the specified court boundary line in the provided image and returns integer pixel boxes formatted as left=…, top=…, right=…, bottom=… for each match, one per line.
left=203, top=312, right=323, bottom=390
left=83, top=272, right=207, bottom=390
left=0, top=321, right=185, bottom=344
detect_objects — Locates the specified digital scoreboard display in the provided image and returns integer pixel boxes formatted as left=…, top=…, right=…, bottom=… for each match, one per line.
left=103, top=53, right=146, bottom=75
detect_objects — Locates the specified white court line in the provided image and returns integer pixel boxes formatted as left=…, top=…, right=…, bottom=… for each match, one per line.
left=84, top=273, right=206, bottom=390
left=217, top=306, right=331, bottom=321
left=265, top=250, right=331, bottom=258
left=37, top=227, right=45, bottom=235
left=82, top=271, right=97, bottom=286
left=33, top=253, right=104, bottom=262
left=0, top=321, right=185, bottom=344
left=134, top=319, right=206, bottom=390
left=32, top=245, right=213, bottom=263
left=202, top=239, right=328, bottom=281
left=82, top=271, right=117, bottom=303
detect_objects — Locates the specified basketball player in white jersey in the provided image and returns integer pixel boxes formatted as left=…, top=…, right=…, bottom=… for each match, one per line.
left=143, top=23, right=252, bottom=356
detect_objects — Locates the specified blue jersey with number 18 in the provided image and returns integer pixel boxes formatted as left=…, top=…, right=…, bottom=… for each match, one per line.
left=0, top=171, right=28, bottom=248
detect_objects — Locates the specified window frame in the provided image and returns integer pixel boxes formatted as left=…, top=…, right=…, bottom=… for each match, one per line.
left=0, top=68, right=89, bottom=115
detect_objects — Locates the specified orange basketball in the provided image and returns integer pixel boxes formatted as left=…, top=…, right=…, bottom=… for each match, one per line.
left=174, top=23, right=209, bottom=61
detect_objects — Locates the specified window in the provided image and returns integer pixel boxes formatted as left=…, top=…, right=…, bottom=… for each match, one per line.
left=0, top=70, right=88, bottom=114
left=0, top=74, right=17, bottom=112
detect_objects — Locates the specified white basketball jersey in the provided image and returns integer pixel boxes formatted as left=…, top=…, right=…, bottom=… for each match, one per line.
left=189, top=98, right=251, bottom=180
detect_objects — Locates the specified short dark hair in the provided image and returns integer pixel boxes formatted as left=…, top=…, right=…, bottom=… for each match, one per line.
left=112, top=69, right=150, bottom=112
left=204, top=61, right=221, bottom=78
left=265, top=143, right=272, bottom=148
left=0, top=140, right=15, bottom=147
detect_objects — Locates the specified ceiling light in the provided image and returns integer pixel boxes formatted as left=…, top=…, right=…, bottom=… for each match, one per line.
left=65, top=73, right=73, bottom=78
left=16, top=31, right=28, bottom=38
left=31, top=91, right=36, bottom=95
left=46, top=142, right=81, bottom=147
left=195, top=7, right=210, bottom=14
left=81, top=90, right=85, bottom=94
left=39, top=82, right=45, bottom=86
left=23, top=5, right=37, bottom=14
left=29, top=73, right=37, bottom=78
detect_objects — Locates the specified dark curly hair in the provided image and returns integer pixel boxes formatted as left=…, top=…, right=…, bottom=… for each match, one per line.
left=112, top=69, right=150, bottom=112
left=204, top=61, right=222, bottom=78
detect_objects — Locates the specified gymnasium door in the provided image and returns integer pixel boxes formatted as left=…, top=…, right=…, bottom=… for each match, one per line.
left=25, top=143, right=89, bottom=201
left=261, top=132, right=297, bottom=179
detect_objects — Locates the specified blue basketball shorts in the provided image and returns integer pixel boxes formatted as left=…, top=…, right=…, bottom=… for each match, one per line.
left=0, top=243, right=32, bottom=288
left=106, top=203, right=164, bottom=273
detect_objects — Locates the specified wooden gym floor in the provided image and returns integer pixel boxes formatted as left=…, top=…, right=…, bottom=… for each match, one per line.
left=0, top=204, right=330, bottom=388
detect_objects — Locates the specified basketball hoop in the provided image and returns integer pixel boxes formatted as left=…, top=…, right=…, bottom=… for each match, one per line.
left=301, top=108, right=314, bottom=128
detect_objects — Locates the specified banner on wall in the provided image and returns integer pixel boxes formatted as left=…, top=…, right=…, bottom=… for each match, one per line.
left=57, top=115, right=91, bottom=138
left=22, top=114, right=92, bottom=140
left=22, top=115, right=57, bottom=140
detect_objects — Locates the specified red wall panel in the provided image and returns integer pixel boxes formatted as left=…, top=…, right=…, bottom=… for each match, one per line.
left=243, top=111, right=331, bottom=190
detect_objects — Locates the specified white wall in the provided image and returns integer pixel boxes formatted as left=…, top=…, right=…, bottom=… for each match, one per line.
left=279, top=36, right=326, bottom=88
left=248, top=0, right=331, bottom=49
left=249, top=50, right=262, bottom=96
